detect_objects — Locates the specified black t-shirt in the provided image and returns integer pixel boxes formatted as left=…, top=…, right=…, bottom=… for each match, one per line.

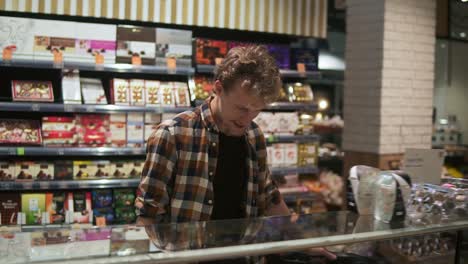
left=211, top=133, right=247, bottom=220
left=202, top=133, right=248, bottom=264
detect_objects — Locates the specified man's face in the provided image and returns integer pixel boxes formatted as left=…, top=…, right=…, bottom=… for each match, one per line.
left=214, top=80, right=266, bottom=136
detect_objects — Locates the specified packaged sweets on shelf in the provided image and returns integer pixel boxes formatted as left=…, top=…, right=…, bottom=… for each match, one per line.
left=21, top=193, right=46, bottom=225
left=145, top=80, right=161, bottom=106
left=62, top=69, right=82, bottom=104
left=129, top=79, right=145, bottom=106
left=111, top=79, right=130, bottom=105
left=174, top=81, right=190, bottom=107
left=46, top=192, right=66, bottom=224
left=80, top=78, right=107, bottom=104
left=11, top=80, right=54, bottom=102
left=0, top=193, right=20, bottom=225
left=195, top=38, right=228, bottom=65
left=192, top=75, right=214, bottom=100
left=0, top=162, right=15, bottom=181
left=116, top=25, right=156, bottom=65
left=0, top=119, right=42, bottom=145
left=155, top=28, right=192, bottom=68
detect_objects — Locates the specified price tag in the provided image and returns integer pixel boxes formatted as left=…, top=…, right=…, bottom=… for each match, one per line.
left=131, top=56, right=142, bottom=66
left=86, top=105, right=96, bottom=113
left=63, top=105, right=74, bottom=112
left=57, top=149, right=65, bottom=156
left=31, top=104, right=40, bottom=111
left=166, top=57, right=177, bottom=72
left=2, top=46, right=14, bottom=61
left=215, top=57, right=223, bottom=65
left=296, top=63, right=306, bottom=73
left=17, top=147, right=25, bottom=156
left=95, top=53, right=104, bottom=65
left=96, top=216, right=106, bottom=227
left=53, top=50, right=64, bottom=64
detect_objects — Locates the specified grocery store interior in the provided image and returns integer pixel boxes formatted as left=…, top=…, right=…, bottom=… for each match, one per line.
left=0, top=0, right=467, bottom=263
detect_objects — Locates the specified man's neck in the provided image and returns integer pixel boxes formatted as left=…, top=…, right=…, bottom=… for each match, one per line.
left=209, top=96, right=223, bottom=132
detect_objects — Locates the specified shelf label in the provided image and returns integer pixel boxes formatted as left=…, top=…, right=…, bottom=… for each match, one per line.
left=131, top=56, right=142, bottom=66
left=86, top=105, right=96, bottom=113
left=17, top=147, right=25, bottom=156
left=95, top=53, right=104, bottom=65
left=215, top=57, right=223, bottom=65
left=64, top=105, right=74, bottom=112
left=31, top=104, right=40, bottom=111
left=296, top=63, right=306, bottom=73
left=166, top=57, right=177, bottom=73
left=57, top=149, right=65, bottom=156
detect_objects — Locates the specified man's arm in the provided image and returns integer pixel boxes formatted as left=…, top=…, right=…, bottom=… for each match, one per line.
left=135, top=126, right=177, bottom=225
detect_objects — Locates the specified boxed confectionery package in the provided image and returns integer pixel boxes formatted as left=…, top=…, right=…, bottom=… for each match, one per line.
left=92, top=189, right=114, bottom=225
left=111, top=78, right=130, bottom=105
left=73, top=22, right=116, bottom=64
left=110, top=160, right=132, bottom=178
left=267, top=44, right=290, bottom=69
left=0, top=162, right=15, bottom=181
left=298, top=143, right=318, bottom=166
left=21, top=193, right=46, bottom=225
left=127, top=113, right=144, bottom=148
left=11, top=80, right=54, bottom=102
left=145, top=80, right=161, bottom=107
left=29, top=230, right=71, bottom=261
left=72, top=191, right=92, bottom=224
left=109, top=114, right=127, bottom=147
left=291, top=48, right=319, bottom=71
left=15, top=161, right=37, bottom=180
left=0, top=16, right=35, bottom=61
left=62, top=69, right=82, bottom=104
left=283, top=143, right=299, bottom=167
left=42, top=116, right=77, bottom=146
left=275, top=112, right=300, bottom=135
left=36, top=162, right=54, bottom=181
left=286, top=82, right=314, bottom=103
left=114, top=189, right=135, bottom=208
left=160, top=82, right=175, bottom=106
left=253, top=112, right=276, bottom=134
left=73, top=160, right=111, bottom=180
left=0, top=193, right=20, bottom=225
left=76, top=114, right=111, bottom=147
left=195, top=38, right=228, bottom=65
left=80, top=78, right=107, bottom=104
left=54, top=160, right=73, bottom=180
left=155, top=28, right=193, bottom=67
left=0, top=119, right=42, bottom=145
left=116, top=25, right=156, bottom=65
left=129, top=160, right=144, bottom=178
left=129, top=79, right=146, bottom=106
left=271, top=144, right=285, bottom=167
left=191, top=75, right=214, bottom=101
left=46, top=192, right=66, bottom=224
left=173, top=81, right=191, bottom=107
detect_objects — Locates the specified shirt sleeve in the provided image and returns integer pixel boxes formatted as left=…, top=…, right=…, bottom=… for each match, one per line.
left=264, top=166, right=282, bottom=210
left=136, top=126, right=177, bottom=222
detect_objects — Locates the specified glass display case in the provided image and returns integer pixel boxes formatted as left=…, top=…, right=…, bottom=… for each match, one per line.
left=1, top=211, right=467, bottom=263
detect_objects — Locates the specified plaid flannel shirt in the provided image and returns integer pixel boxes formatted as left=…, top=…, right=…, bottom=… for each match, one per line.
left=137, top=97, right=282, bottom=223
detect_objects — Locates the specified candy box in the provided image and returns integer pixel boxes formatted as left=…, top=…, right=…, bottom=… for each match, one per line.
left=145, top=80, right=161, bottom=107
left=0, top=162, right=15, bottom=181
left=195, top=38, right=228, bottom=65
left=129, top=79, right=145, bottom=106
left=174, top=81, right=190, bottom=107
left=0, top=119, right=42, bottom=145
left=11, top=80, right=54, bottom=102
left=111, top=79, right=130, bottom=105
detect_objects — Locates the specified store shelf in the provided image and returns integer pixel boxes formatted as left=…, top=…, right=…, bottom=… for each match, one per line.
left=0, top=60, right=195, bottom=76
left=0, top=102, right=192, bottom=114
left=266, top=134, right=320, bottom=143
left=0, top=179, right=140, bottom=191
left=266, top=102, right=318, bottom=111
left=0, top=147, right=146, bottom=157
left=270, top=166, right=318, bottom=176
left=196, top=64, right=321, bottom=79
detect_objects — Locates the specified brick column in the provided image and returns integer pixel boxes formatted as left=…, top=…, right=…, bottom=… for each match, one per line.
left=343, top=0, right=436, bottom=172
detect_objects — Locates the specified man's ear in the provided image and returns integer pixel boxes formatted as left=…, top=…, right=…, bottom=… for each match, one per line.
left=214, top=80, right=223, bottom=96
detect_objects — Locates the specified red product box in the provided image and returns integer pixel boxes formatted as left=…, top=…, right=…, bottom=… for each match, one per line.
left=76, top=115, right=111, bottom=147
left=42, top=131, right=77, bottom=146
left=0, top=119, right=42, bottom=145
left=42, top=116, right=78, bottom=146
left=195, top=38, right=228, bottom=65
left=11, top=80, right=54, bottom=102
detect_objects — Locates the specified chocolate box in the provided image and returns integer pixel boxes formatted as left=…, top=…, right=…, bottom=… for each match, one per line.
left=195, top=38, right=228, bottom=65
left=80, top=78, right=107, bottom=104
left=145, top=80, right=161, bottom=107
left=54, top=161, right=73, bottom=181
left=62, top=69, right=82, bottom=104
left=0, top=193, right=20, bottom=225
left=76, top=114, right=111, bottom=147
left=129, top=79, right=145, bottom=106
left=73, top=23, right=116, bottom=64
left=15, top=161, right=38, bottom=180
left=72, top=191, right=92, bottom=224
left=174, top=81, right=190, bottom=107
left=0, top=119, right=42, bottom=145
left=267, top=44, right=290, bottom=69
left=36, top=162, right=54, bottom=181
left=111, top=78, right=130, bottom=105
left=160, top=82, right=175, bottom=106
left=155, top=28, right=192, bottom=68
left=0, top=162, right=15, bottom=181
left=191, top=75, right=214, bottom=100
left=110, top=114, right=127, bottom=147
left=127, top=112, right=144, bottom=148
left=21, top=193, right=46, bottom=225
left=0, top=16, right=35, bottom=61
left=291, top=48, right=319, bottom=71
left=11, top=80, right=54, bottom=102
left=46, top=192, right=66, bottom=224
left=110, top=161, right=132, bottom=178
left=116, top=25, right=156, bottom=65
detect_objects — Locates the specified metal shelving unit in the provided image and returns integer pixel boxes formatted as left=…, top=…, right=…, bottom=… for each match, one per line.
left=266, top=134, right=320, bottom=143
left=0, top=147, right=146, bottom=157
left=0, top=179, right=140, bottom=191
left=0, top=60, right=195, bottom=76
left=196, top=64, right=321, bottom=79
left=0, top=102, right=192, bottom=114
left=266, top=102, right=318, bottom=111
left=270, top=166, right=318, bottom=176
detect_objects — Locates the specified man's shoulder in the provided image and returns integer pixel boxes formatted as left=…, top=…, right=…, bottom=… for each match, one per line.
left=156, top=108, right=203, bottom=134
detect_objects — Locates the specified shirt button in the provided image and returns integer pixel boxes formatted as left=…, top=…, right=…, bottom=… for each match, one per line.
left=209, top=171, right=213, bottom=176
left=212, top=142, right=216, bottom=147
left=208, top=200, right=213, bottom=205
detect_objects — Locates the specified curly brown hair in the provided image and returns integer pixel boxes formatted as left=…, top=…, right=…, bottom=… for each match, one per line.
left=214, top=45, right=282, bottom=103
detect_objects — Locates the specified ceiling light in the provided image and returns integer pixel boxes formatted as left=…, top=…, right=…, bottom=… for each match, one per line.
left=318, top=99, right=329, bottom=110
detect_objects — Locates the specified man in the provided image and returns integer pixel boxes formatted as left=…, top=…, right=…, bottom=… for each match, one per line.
left=135, top=45, right=334, bottom=262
